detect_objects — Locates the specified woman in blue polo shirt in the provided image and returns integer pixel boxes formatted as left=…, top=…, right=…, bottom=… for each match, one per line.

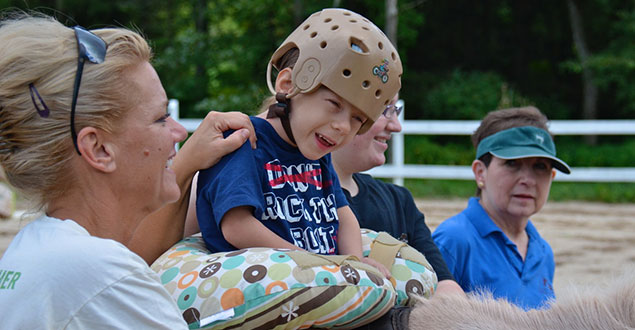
left=433, top=106, right=571, bottom=310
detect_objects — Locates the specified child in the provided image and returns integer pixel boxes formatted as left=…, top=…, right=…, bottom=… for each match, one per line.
left=196, top=8, right=401, bottom=274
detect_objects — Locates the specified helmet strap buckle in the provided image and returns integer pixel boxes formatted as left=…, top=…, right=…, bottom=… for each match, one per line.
left=267, top=93, right=296, bottom=145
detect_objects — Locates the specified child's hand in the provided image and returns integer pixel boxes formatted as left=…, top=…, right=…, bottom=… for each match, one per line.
left=361, top=257, right=392, bottom=279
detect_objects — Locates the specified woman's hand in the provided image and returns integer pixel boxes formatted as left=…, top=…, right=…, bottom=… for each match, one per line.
left=362, top=257, right=392, bottom=279
left=176, top=111, right=256, bottom=174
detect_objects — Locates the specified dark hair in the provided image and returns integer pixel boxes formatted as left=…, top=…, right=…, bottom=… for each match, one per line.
left=472, top=106, right=551, bottom=195
left=276, top=48, right=299, bottom=71
left=259, top=48, right=299, bottom=113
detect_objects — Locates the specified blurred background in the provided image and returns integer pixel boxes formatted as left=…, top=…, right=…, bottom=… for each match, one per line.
left=1, top=0, right=633, bottom=202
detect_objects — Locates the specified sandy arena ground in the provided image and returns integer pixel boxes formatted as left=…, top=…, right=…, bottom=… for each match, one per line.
left=1, top=199, right=634, bottom=296
left=418, top=198, right=635, bottom=295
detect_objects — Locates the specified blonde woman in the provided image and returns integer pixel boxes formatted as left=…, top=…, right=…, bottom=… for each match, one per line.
left=0, top=13, right=255, bottom=328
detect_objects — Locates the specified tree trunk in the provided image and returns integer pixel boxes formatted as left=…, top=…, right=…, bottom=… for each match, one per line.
left=294, top=0, right=304, bottom=26
left=385, top=0, right=398, bottom=48
left=194, top=0, right=209, bottom=85
left=567, top=0, right=598, bottom=144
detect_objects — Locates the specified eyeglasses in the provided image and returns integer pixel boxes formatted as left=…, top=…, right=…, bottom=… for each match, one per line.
left=70, top=26, right=107, bottom=155
left=382, top=103, right=403, bottom=119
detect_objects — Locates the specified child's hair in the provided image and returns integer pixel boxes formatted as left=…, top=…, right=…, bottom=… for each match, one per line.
left=265, top=8, right=402, bottom=134
left=0, top=12, right=151, bottom=209
left=259, top=48, right=299, bottom=113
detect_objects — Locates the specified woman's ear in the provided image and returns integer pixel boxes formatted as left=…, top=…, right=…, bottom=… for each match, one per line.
left=472, top=159, right=487, bottom=185
left=274, top=67, right=294, bottom=94
left=551, top=169, right=557, bottom=180
left=77, top=127, right=117, bottom=173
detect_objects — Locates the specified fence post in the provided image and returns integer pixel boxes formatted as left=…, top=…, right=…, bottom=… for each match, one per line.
left=391, top=99, right=405, bottom=186
left=168, top=99, right=180, bottom=150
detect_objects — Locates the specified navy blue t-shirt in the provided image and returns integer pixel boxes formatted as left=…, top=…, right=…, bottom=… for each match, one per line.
left=196, top=116, right=348, bottom=255
left=344, top=173, right=454, bottom=282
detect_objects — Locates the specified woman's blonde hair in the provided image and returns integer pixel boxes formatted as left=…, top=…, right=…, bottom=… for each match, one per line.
left=0, top=12, right=152, bottom=209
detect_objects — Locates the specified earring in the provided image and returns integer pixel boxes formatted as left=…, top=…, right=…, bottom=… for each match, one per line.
left=477, top=181, right=484, bottom=188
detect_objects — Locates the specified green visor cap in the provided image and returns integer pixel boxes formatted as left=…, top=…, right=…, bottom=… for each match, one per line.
left=476, top=126, right=571, bottom=174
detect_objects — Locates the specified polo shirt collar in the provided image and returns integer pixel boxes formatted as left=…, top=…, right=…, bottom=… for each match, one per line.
left=524, top=220, right=539, bottom=241
left=466, top=197, right=502, bottom=238
left=466, top=197, right=539, bottom=240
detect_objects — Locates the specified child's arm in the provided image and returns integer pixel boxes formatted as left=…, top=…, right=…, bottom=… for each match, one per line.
left=336, top=206, right=364, bottom=258
left=183, top=172, right=200, bottom=237
left=221, top=206, right=302, bottom=250
left=337, top=206, right=392, bottom=278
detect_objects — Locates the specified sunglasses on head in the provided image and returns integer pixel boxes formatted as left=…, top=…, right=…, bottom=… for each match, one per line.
left=70, top=26, right=108, bottom=155
left=29, top=26, right=107, bottom=156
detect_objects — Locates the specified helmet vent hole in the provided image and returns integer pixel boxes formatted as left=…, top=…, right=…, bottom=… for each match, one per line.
left=331, top=25, right=339, bottom=31
left=378, top=42, right=384, bottom=50
left=303, top=24, right=310, bottom=30
left=343, top=12, right=352, bottom=16
left=362, top=80, right=370, bottom=89
left=343, top=69, right=351, bottom=77
left=320, top=41, right=327, bottom=49
left=324, top=18, right=332, bottom=23
left=310, top=31, right=318, bottom=38
left=349, top=19, right=357, bottom=23
left=350, top=37, right=369, bottom=54
left=362, top=26, right=370, bottom=31
left=375, top=89, right=382, bottom=98
left=391, top=52, right=397, bottom=61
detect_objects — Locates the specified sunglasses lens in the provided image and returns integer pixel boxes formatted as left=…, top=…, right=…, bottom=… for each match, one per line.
left=74, top=27, right=107, bottom=64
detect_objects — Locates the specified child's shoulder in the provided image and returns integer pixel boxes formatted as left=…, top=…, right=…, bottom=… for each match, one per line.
left=250, top=116, right=277, bottom=136
left=250, top=115, right=297, bottom=153
left=249, top=115, right=266, bottom=126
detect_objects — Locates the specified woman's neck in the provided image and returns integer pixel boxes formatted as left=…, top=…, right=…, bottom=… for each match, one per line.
left=478, top=198, right=530, bottom=260
left=333, top=161, right=359, bottom=197
left=46, top=185, right=146, bottom=245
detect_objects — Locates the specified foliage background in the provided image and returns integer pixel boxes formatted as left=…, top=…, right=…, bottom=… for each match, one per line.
left=1, top=0, right=633, bottom=201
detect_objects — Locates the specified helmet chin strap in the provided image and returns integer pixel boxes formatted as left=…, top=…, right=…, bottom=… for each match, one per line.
left=266, top=92, right=296, bottom=145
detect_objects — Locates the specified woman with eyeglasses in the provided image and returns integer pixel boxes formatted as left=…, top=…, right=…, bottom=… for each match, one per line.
left=0, top=13, right=255, bottom=328
left=432, top=106, right=570, bottom=310
left=331, top=95, right=465, bottom=297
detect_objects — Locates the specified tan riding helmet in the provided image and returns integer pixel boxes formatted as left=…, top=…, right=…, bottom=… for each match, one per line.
left=266, top=8, right=403, bottom=134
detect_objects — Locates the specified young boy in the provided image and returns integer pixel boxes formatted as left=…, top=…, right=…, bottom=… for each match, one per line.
left=196, top=8, right=401, bottom=274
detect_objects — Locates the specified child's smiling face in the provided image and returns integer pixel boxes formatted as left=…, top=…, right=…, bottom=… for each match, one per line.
left=286, top=86, right=368, bottom=160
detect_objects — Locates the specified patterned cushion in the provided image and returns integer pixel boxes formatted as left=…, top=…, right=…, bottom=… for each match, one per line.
left=151, top=234, right=396, bottom=329
left=360, top=229, right=438, bottom=305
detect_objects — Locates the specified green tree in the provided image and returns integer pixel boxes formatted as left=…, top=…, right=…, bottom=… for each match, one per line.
left=1, top=0, right=632, bottom=121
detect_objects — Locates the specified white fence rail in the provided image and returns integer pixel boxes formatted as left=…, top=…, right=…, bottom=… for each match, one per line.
left=168, top=99, right=635, bottom=185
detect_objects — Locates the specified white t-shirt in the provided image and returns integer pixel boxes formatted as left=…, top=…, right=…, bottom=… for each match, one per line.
left=0, top=215, right=187, bottom=329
